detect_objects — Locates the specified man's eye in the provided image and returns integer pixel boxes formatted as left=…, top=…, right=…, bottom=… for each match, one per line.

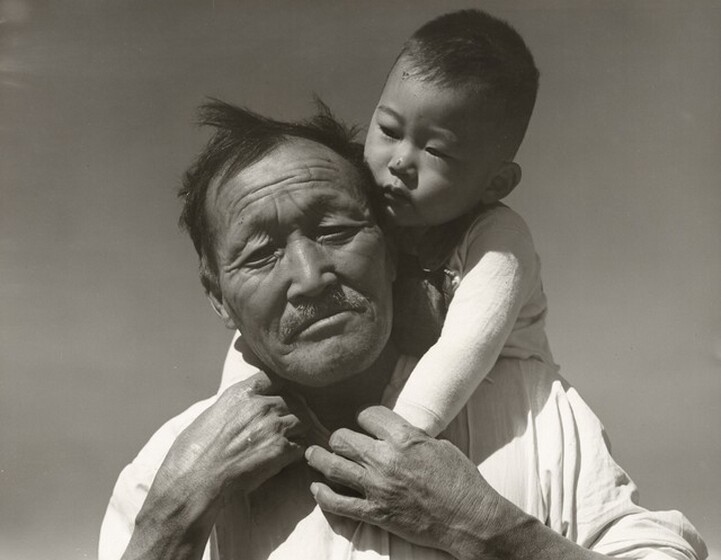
left=379, top=125, right=401, bottom=140
left=317, top=226, right=358, bottom=244
left=242, top=247, right=278, bottom=269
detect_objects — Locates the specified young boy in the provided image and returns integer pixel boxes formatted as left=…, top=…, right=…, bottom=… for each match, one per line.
left=362, top=9, right=555, bottom=436
left=222, top=9, right=555, bottom=437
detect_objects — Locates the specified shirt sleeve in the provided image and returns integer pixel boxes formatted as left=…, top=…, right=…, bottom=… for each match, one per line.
left=536, top=375, right=708, bottom=559
left=98, top=398, right=217, bottom=560
left=392, top=212, right=539, bottom=436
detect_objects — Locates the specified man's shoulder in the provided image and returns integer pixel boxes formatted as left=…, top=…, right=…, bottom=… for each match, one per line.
left=132, top=395, right=219, bottom=469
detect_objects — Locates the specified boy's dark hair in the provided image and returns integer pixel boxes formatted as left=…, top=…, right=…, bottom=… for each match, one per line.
left=178, top=99, right=379, bottom=291
left=399, top=9, right=539, bottom=158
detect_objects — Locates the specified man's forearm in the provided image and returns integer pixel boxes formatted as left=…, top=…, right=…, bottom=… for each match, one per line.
left=446, top=496, right=607, bottom=560
left=120, top=477, right=220, bottom=560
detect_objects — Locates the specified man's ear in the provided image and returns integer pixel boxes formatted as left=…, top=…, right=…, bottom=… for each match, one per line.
left=201, top=263, right=236, bottom=330
left=206, top=290, right=236, bottom=330
left=480, top=162, right=522, bottom=205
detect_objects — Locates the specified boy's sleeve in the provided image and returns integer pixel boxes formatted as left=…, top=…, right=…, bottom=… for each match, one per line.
left=392, top=213, right=539, bottom=436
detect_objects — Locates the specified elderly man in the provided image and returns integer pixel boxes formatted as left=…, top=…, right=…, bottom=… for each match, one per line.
left=99, top=101, right=706, bottom=560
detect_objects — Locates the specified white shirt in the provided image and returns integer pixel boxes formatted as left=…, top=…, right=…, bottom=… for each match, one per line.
left=99, top=355, right=706, bottom=560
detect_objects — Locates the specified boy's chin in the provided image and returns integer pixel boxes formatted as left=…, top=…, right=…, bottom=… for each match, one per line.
left=382, top=203, right=424, bottom=228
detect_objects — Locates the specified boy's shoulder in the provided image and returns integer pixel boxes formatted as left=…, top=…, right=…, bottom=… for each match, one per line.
left=452, top=203, right=537, bottom=272
left=466, top=203, right=531, bottom=238
left=415, top=203, right=531, bottom=272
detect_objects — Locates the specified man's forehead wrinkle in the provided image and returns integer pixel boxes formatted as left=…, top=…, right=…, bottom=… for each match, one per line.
left=226, top=176, right=342, bottom=222
left=219, top=158, right=361, bottom=219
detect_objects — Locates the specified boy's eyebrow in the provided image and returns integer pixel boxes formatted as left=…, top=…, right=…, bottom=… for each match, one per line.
left=377, top=105, right=460, bottom=147
left=376, top=105, right=402, bottom=121
left=426, top=126, right=460, bottom=147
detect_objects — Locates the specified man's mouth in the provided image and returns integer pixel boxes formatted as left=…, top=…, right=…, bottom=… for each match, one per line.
left=290, top=310, right=356, bottom=341
left=281, top=296, right=366, bottom=342
left=288, top=308, right=353, bottom=340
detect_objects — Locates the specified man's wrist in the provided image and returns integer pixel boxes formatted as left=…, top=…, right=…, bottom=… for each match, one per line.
left=124, top=473, right=221, bottom=560
left=443, top=493, right=542, bottom=560
left=447, top=496, right=604, bottom=560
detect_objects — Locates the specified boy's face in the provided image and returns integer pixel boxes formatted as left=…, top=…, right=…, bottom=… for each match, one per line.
left=364, top=59, right=508, bottom=227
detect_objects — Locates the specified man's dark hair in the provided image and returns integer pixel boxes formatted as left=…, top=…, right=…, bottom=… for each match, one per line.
left=178, top=99, right=380, bottom=291
left=399, top=9, right=540, bottom=159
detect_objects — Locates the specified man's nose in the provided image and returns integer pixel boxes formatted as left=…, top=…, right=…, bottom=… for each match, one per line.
left=285, top=238, right=337, bottom=302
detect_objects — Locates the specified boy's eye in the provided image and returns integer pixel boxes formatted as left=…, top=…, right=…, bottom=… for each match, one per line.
left=379, top=125, right=401, bottom=140
left=425, top=146, right=450, bottom=160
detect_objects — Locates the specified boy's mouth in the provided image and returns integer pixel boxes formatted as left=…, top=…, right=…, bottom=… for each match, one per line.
left=381, top=185, right=411, bottom=204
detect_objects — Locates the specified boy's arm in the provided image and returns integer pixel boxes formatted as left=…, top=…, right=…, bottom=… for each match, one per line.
left=393, top=216, right=538, bottom=436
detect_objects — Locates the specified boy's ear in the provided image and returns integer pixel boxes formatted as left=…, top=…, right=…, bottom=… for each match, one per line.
left=480, top=162, right=522, bottom=204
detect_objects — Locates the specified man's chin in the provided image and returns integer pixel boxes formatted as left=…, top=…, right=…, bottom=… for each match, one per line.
left=275, top=334, right=385, bottom=388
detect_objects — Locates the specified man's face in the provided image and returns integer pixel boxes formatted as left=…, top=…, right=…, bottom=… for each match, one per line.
left=206, top=139, right=395, bottom=387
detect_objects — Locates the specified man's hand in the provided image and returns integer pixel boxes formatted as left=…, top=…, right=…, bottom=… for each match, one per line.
left=156, top=372, right=308, bottom=499
left=122, top=372, right=309, bottom=560
left=304, top=406, right=533, bottom=560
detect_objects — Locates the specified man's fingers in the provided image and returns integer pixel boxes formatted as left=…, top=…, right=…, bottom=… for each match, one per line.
left=310, top=482, right=370, bottom=523
left=282, top=413, right=310, bottom=439
left=305, top=446, right=367, bottom=494
left=328, top=428, right=376, bottom=464
left=356, top=405, right=414, bottom=441
left=222, top=371, right=286, bottom=400
left=245, top=370, right=286, bottom=395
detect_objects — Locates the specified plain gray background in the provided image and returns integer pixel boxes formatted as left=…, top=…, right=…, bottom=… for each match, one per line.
left=1, top=1, right=719, bottom=558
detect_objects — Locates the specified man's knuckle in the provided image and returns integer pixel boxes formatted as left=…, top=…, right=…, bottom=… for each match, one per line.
left=328, top=428, right=349, bottom=449
left=247, top=377, right=267, bottom=395
left=326, top=461, right=343, bottom=482
left=393, top=428, right=425, bottom=449
left=371, top=502, right=393, bottom=525
left=268, top=435, right=295, bottom=456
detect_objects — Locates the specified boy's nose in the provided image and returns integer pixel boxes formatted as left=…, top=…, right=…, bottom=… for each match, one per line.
left=388, top=155, right=407, bottom=173
left=388, top=143, right=415, bottom=176
left=285, top=238, right=337, bottom=302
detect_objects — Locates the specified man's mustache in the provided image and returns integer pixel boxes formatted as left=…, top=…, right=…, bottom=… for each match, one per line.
left=280, top=287, right=367, bottom=341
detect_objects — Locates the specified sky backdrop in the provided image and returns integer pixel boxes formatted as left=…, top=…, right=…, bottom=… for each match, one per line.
left=1, top=1, right=719, bottom=558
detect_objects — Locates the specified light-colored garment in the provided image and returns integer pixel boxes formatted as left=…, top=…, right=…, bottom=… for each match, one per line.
left=99, top=355, right=706, bottom=560
left=392, top=204, right=555, bottom=436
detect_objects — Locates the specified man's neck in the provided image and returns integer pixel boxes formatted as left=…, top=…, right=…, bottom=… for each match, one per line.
left=288, top=342, right=400, bottom=433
